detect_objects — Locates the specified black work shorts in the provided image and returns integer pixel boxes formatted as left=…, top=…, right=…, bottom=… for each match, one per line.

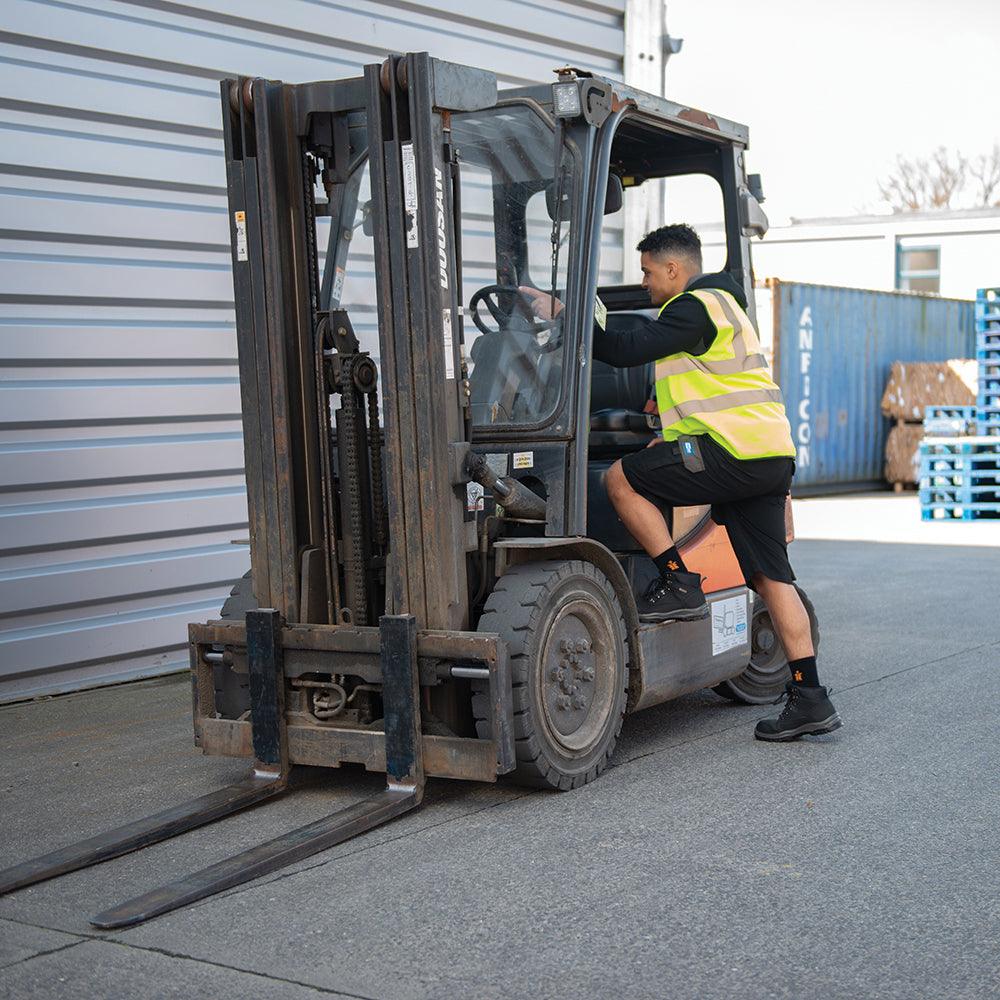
left=620, top=434, right=796, bottom=589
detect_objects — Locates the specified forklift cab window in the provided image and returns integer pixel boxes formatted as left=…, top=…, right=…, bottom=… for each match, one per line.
left=451, top=105, right=578, bottom=428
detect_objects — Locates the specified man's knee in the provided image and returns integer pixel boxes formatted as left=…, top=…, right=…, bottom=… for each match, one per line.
left=605, top=460, right=633, bottom=503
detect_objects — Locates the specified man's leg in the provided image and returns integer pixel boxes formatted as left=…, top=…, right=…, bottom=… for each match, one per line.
left=751, top=572, right=841, bottom=741
left=606, top=460, right=707, bottom=622
left=605, top=460, right=672, bottom=555
left=751, top=574, right=814, bottom=662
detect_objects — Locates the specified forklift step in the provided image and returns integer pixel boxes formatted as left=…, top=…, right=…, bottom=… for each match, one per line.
left=0, top=773, right=286, bottom=897
left=89, top=785, right=418, bottom=929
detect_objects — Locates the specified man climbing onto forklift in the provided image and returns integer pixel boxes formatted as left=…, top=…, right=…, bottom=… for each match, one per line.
left=521, top=224, right=841, bottom=742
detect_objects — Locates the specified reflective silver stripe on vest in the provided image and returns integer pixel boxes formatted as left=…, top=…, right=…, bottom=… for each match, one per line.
left=659, top=387, right=786, bottom=428
left=655, top=288, right=767, bottom=377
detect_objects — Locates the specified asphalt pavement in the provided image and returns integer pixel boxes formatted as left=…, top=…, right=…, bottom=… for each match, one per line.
left=1, top=495, right=998, bottom=999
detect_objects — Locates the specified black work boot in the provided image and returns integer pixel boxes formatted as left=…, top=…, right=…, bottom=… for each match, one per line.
left=754, top=683, right=842, bottom=741
left=638, top=571, right=709, bottom=622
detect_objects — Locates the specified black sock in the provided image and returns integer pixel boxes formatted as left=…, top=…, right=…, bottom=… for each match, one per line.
left=653, top=546, right=687, bottom=577
left=789, top=656, right=820, bottom=687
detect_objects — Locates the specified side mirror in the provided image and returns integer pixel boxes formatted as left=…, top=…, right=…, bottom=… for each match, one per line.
left=739, top=188, right=769, bottom=239
left=603, top=173, right=623, bottom=215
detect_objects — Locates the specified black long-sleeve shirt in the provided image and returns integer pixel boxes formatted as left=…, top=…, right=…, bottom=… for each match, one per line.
left=593, top=271, right=748, bottom=368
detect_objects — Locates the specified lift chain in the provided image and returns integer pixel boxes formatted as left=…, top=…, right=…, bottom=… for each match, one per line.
left=336, top=354, right=369, bottom=626
left=367, top=385, right=387, bottom=552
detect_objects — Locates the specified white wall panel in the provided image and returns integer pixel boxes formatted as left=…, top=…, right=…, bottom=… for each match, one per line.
left=0, top=0, right=625, bottom=701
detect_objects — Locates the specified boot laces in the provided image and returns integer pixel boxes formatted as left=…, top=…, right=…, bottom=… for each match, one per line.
left=644, top=576, right=677, bottom=603
left=773, top=684, right=801, bottom=721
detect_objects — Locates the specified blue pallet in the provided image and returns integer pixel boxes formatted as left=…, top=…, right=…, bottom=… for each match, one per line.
left=921, top=503, right=1000, bottom=521
left=923, top=405, right=978, bottom=437
left=925, top=404, right=977, bottom=420
left=919, top=486, right=1000, bottom=504
left=919, top=438, right=1000, bottom=457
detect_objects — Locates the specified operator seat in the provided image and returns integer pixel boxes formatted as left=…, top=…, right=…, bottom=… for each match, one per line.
left=589, top=359, right=658, bottom=441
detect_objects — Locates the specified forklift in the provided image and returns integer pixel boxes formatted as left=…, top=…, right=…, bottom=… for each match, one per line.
left=0, top=53, right=817, bottom=927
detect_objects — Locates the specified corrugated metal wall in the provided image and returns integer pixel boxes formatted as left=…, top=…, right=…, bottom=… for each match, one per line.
left=772, top=280, right=975, bottom=491
left=0, top=0, right=625, bottom=702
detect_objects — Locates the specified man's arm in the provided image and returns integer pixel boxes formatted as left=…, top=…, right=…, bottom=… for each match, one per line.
left=517, top=286, right=715, bottom=369
left=593, top=295, right=714, bottom=368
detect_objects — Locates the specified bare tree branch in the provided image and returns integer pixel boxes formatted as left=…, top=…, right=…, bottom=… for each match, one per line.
left=878, top=147, right=967, bottom=212
left=969, top=144, right=1000, bottom=207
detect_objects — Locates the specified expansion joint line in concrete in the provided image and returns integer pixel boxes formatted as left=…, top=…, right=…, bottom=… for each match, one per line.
left=0, top=916, right=378, bottom=1000
left=0, top=937, right=85, bottom=973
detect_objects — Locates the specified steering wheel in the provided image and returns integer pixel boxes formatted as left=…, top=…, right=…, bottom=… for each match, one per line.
left=469, top=284, right=560, bottom=338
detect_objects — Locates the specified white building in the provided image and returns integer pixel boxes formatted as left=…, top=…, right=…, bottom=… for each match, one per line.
left=748, top=207, right=1000, bottom=299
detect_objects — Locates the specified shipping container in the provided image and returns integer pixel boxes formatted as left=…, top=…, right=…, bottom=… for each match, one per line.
left=768, top=280, right=976, bottom=492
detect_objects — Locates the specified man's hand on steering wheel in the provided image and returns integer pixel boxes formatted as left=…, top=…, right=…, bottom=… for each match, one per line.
left=468, top=285, right=562, bottom=343
left=518, top=286, right=565, bottom=321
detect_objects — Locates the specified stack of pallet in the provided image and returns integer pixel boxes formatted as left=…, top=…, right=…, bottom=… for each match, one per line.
left=919, top=439, right=1000, bottom=520
left=977, top=288, right=1000, bottom=437
left=918, top=288, right=1000, bottom=520
left=881, top=361, right=978, bottom=490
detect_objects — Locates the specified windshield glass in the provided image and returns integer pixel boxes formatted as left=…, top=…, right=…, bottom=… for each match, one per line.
left=451, top=105, right=575, bottom=427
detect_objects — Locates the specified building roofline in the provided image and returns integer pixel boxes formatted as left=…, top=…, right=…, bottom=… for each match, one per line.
left=786, top=206, right=1000, bottom=227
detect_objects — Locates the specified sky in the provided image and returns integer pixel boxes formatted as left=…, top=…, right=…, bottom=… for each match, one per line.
left=661, top=0, right=1000, bottom=225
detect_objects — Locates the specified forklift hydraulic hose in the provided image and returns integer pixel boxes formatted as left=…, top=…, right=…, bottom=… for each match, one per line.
left=466, top=453, right=547, bottom=521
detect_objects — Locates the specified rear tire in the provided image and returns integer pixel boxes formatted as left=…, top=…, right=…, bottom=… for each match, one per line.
left=472, top=560, right=628, bottom=791
left=714, top=584, right=819, bottom=704
left=213, top=570, right=256, bottom=719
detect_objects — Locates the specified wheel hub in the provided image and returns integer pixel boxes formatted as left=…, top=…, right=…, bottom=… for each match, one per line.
left=538, top=599, right=615, bottom=753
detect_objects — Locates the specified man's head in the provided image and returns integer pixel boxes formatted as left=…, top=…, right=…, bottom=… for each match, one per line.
left=636, top=224, right=703, bottom=306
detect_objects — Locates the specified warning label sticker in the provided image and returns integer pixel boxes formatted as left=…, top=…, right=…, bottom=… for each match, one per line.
left=234, top=210, right=248, bottom=261
left=467, top=482, right=485, bottom=511
left=332, top=266, right=346, bottom=305
left=442, top=309, right=455, bottom=380
left=512, top=451, right=533, bottom=469
left=710, top=593, right=748, bottom=656
left=594, top=294, right=607, bottom=331
left=401, top=143, right=419, bottom=248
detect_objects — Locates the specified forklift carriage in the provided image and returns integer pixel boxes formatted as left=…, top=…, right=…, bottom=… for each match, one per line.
left=0, top=54, right=816, bottom=927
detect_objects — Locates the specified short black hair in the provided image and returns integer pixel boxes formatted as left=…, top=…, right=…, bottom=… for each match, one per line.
left=636, top=224, right=703, bottom=269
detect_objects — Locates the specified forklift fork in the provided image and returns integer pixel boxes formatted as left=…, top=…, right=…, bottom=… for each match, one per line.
left=0, top=612, right=424, bottom=928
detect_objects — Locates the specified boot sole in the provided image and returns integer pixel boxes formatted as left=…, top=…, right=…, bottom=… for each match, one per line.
left=754, top=713, right=843, bottom=742
left=639, top=602, right=710, bottom=624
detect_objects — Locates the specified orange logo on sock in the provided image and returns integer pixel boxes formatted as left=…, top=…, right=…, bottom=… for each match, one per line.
left=667, top=560, right=679, bottom=571
left=793, top=670, right=803, bottom=682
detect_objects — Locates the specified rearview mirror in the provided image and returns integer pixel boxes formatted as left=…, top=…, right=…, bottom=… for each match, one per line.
left=544, top=172, right=623, bottom=220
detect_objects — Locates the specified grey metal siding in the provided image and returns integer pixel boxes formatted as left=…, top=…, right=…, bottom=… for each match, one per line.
left=0, top=0, right=625, bottom=701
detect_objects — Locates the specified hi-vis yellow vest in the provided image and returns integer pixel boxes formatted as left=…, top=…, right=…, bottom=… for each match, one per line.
left=654, top=287, right=796, bottom=460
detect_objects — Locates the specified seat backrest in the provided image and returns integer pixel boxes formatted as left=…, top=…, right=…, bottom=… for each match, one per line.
left=590, top=359, right=653, bottom=415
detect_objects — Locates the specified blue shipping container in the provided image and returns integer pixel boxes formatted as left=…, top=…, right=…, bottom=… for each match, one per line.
left=770, top=280, right=975, bottom=491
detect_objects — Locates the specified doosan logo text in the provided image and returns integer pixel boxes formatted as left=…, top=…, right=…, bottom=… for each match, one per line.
left=434, top=166, right=448, bottom=290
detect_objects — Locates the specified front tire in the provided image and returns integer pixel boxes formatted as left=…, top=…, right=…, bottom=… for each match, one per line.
left=472, top=560, right=628, bottom=791
left=714, top=584, right=820, bottom=704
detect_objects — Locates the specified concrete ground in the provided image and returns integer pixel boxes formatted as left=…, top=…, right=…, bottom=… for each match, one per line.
left=1, top=494, right=998, bottom=999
